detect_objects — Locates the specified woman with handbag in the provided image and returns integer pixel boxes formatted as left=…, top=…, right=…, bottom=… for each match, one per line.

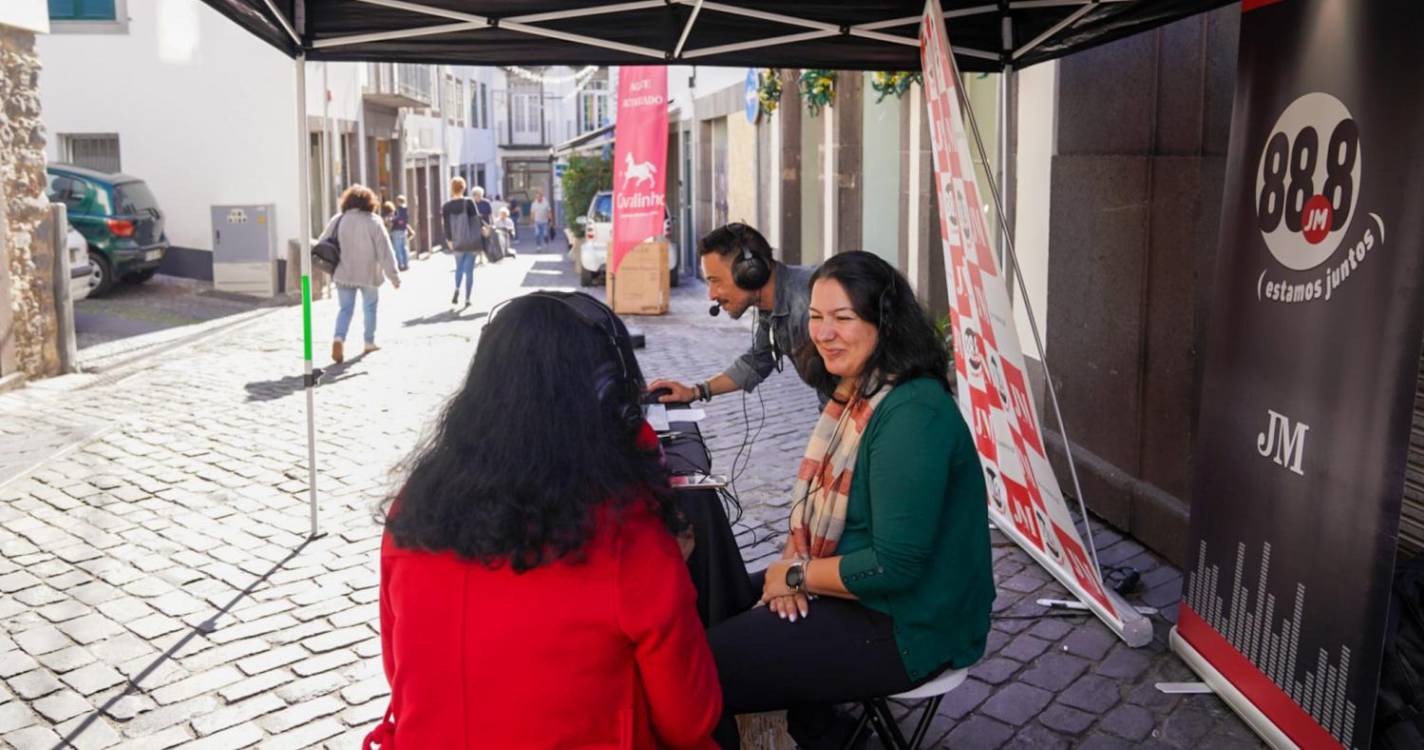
left=441, top=177, right=484, bottom=306
left=319, top=185, right=400, bottom=364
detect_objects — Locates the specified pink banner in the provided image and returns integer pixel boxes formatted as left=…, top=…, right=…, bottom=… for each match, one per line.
left=611, top=66, right=669, bottom=275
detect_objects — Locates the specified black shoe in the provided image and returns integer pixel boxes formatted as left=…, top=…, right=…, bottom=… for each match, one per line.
left=451, top=291, right=459, bottom=304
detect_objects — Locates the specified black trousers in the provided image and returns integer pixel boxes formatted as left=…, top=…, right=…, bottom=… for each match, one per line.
left=706, top=572, right=917, bottom=750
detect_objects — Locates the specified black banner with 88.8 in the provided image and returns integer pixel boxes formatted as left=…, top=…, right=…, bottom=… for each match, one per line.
left=1177, top=0, right=1424, bottom=748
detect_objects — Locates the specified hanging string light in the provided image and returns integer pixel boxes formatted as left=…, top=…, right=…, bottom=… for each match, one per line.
left=503, top=65, right=600, bottom=86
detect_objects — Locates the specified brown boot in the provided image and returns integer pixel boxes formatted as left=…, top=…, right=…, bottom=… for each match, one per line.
left=331, top=340, right=344, bottom=363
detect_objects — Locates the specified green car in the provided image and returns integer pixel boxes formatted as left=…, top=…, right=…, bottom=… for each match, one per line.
left=45, top=164, right=168, bottom=296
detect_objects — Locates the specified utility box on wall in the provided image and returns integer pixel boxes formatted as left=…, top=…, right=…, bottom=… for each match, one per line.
left=212, top=204, right=278, bottom=296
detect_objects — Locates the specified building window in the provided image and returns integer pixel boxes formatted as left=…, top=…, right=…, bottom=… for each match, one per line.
left=578, top=78, right=610, bottom=135
left=480, top=83, right=489, bottom=129
left=49, top=0, right=128, bottom=32
left=59, top=133, right=121, bottom=174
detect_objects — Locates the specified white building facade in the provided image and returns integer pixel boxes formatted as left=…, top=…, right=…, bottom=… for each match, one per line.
left=36, top=0, right=501, bottom=279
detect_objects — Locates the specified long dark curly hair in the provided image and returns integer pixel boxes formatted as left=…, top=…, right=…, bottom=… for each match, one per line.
left=795, top=250, right=950, bottom=402
left=381, top=292, right=682, bottom=572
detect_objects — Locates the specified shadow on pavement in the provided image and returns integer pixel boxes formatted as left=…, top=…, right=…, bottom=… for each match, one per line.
left=243, top=353, right=370, bottom=402
left=521, top=252, right=583, bottom=290
left=401, top=307, right=489, bottom=328
left=60, top=536, right=317, bottom=749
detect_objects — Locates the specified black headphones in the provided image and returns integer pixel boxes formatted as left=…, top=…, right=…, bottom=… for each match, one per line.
left=502, top=292, right=644, bottom=435
left=877, top=260, right=896, bottom=330
left=728, top=223, right=773, bottom=291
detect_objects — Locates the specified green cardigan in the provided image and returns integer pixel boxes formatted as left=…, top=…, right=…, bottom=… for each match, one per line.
left=836, top=378, right=996, bottom=682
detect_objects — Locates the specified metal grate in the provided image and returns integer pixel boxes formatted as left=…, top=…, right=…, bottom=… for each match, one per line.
left=62, top=133, right=121, bottom=173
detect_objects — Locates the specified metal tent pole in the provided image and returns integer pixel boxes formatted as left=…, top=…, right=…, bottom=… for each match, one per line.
left=947, top=46, right=1102, bottom=578
left=296, top=55, right=320, bottom=538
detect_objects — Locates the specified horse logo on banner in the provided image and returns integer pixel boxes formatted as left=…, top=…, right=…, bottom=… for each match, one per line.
left=622, top=152, right=658, bottom=190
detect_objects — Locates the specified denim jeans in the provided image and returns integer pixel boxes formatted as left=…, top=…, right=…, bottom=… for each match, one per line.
left=534, top=221, right=549, bottom=248
left=390, top=228, right=408, bottom=268
left=454, top=252, right=476, bottom=298
left=334, top=285, right=379, bottom=345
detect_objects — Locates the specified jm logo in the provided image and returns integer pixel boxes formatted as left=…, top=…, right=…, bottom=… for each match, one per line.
left=1304, top=206, right=1329, bottom=234
left=1257, top=409, right=1308, bottom=476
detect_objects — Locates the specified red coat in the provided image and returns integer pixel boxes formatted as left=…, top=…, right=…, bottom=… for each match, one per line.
left=365, top=501, right=722, bottom=749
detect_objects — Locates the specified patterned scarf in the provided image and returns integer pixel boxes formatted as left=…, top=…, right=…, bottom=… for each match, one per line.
left=789, top=382, right=893, bottom=558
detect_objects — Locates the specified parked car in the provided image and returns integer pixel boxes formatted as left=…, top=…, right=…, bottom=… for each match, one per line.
left=576, top=191, right=679, bottom=288
left=45, top=164, right=168, bottom=296
left=66, top=226, right=92, bottom=302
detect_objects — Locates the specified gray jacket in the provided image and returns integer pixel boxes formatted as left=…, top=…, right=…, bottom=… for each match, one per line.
left=725, top=262, right=816, bottom=392
left=320, top=210, right=399, bottom=288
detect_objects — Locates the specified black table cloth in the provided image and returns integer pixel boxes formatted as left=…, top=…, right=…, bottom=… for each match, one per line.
left=663, top=420, right=759, bottom=627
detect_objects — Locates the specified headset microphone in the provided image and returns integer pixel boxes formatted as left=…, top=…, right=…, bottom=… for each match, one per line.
left=708, top=303, right=721, bottom=317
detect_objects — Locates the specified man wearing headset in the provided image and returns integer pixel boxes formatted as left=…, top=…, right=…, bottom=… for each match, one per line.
left=649, top=223, right=818, bottom=405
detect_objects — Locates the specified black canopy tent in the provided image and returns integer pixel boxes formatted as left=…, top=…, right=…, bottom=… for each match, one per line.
left=204, top=0, right=1229, bottom=72
left=193, top=0, right=1231, bottom=553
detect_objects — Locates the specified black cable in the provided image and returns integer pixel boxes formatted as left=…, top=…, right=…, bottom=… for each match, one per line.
left=726, top=318, right=769, bottom=494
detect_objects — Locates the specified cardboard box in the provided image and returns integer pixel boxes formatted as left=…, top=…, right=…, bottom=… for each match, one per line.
left=606, top=240, right=669, bottom=315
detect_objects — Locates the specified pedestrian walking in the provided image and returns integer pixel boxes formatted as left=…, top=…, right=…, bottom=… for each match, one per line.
left=390, top=196, right=412, bottom=271
left=320, top=184, right=401, bottom=364
left=530, top=189, right=551, bottom=250
left=472, top=185, right=494, bottom=230
left=442, top=177, right=485, bottom=307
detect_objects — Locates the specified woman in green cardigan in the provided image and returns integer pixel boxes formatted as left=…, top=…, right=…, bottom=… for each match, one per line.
left=707, top=251, right=996, bottom=750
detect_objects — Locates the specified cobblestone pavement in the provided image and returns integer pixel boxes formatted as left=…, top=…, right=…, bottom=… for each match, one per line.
left=0, top=236, right=1262, bottom=748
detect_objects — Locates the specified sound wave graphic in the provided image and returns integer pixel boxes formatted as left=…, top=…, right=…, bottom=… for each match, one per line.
left=1185, top=541, right=1358, bottom=747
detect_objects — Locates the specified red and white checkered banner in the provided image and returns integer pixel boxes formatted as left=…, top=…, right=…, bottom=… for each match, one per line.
left=919, top=0, right=1151, bottom=647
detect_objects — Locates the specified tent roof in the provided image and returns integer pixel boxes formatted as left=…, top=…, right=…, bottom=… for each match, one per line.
left=200, top=0, right=1232, bottom=73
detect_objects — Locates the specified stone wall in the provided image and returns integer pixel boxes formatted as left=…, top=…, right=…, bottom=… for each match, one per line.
left=1040, top=6, right=1240, bottom=566
left=1, top=23, right=58, bottom=378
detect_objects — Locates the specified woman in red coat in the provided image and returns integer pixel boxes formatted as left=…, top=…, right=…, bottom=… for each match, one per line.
left=364, top=291, right=721, bottom=749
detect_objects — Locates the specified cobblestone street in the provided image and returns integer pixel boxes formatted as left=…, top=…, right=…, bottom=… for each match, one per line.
left=0, top=239, right=1262, bottom=748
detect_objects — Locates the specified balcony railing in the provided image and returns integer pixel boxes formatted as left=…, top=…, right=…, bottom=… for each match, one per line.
left=364, top=63, right=434, bottom=109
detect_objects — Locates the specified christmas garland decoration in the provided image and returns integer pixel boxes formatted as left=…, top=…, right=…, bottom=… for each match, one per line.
left=756, top=69, right=783, bottom=116
left=870, top=71, right=923, bottom=103
left=798, top=69, right=836, bottom=117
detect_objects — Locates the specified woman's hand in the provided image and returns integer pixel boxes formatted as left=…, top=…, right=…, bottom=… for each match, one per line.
left=765, top=594, right=810, bottom=622
left=763, top=558, right=793, bottom=599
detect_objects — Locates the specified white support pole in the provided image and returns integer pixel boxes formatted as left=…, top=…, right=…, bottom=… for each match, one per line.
left=320, top=63, right=331, bottom=223
left=673, top=0, right=704, bottom=59
left=822, top=99, right=835, bottom=258
left=680, top=30, right=839, bottom=60
left=296, top=56, right=320, bottom=538
left=906, top=85, right=921, bottom=297
left=1013, top=3, right=1094, bottom=60
left=768, top=99, right=781, bottom=253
